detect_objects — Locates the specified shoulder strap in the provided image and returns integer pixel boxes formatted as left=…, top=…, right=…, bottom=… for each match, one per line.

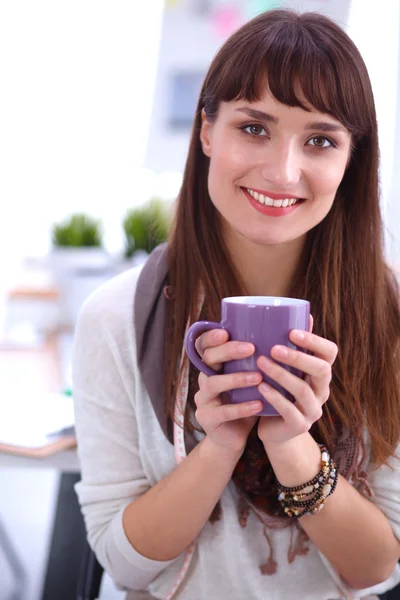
left=135, top=245, right=198, bottom=598
left=134, top=243, right=174, bottom=443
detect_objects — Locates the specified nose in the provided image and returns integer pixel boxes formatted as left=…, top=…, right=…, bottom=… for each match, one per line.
left=260, top=142, right=301, bottom=188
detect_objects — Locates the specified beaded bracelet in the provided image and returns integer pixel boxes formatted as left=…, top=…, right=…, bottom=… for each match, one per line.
left=277, top=447, right=337, bottom=516
left=278, top=456, right=338, bottom=516
left=276, top=444, right=339, bottom=517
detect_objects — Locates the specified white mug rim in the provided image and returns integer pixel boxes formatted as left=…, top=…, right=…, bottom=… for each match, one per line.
left=222, top=296, right=309, bottom=307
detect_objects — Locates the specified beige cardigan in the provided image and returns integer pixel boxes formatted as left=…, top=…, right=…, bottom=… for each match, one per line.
left=73, top=265, right=400, bottom=600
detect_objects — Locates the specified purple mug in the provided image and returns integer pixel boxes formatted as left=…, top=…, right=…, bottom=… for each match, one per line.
left=184, top=296, right=310, bottom=416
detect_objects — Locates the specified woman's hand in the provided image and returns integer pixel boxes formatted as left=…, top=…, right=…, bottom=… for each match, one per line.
left=194, top=329, right=263, bottom=456
left=257, top=317, right=338, bottom=449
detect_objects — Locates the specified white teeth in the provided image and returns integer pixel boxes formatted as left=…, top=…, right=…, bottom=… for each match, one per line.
left=246, top=188, right=300, bottom=207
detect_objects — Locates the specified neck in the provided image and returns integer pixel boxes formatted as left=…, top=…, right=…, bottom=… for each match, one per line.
left=224, top=231, right=306, bottom=297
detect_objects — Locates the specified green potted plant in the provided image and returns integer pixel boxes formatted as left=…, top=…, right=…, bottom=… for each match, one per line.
left=50, top=213, right=108, bottom=269
left=50, top=213, right=110, bottom=325
left=122, top=198, right=171, bottom=263
left=52, top=213, right=103, bottom=248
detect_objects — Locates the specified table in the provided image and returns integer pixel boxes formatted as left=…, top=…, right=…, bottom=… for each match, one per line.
left=0, top=336, right=86, bottom=600
left=0, top=449, right=80, bottom=472
left=1, top=449, right=86, bottom=600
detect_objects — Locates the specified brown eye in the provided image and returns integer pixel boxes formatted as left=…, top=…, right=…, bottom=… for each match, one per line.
left=307, top=136, right=334, bottom=149
left=249, top=124, right=264, bottom=135
left=313, top=136, right=326, bottom=147
left=242, top=124, right=267, bottom=137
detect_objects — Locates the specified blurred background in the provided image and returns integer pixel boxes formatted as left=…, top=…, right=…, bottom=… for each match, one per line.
left=0, top=1, right=399, bottom=599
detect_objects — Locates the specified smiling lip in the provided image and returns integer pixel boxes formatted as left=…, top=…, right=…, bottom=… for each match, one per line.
left=242, top=187, right=304, bottom=217
left=246, top=187, right=303, bottom=200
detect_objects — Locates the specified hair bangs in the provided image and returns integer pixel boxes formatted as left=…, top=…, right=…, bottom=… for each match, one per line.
left=203, top=12, right=369, bottom=140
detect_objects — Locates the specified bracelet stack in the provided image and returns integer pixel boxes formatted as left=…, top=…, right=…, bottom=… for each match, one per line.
left=276, top=444, right=338, bottom=518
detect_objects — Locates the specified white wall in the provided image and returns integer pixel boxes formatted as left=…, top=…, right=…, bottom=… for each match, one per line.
left=0, top=1, right=164, bottom=268
left=386, top=11, right=400, bottom=268
left=144, top=9, right=221, bottom=175
left=347, top=0, right=400, bottom=266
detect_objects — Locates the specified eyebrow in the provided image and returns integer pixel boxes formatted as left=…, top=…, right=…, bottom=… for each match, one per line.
left=234, top=107, right=348, bottom=134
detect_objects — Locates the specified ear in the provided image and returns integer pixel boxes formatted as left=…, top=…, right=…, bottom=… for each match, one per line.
left=199, top=108, right=212, bottom=157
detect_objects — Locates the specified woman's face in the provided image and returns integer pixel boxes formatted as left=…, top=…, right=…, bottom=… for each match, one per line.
left=200, top=87, right=352, bottom=249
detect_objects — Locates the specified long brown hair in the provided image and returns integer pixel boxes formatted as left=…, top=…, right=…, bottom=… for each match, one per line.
left=164, top=9, right=400, bottom=466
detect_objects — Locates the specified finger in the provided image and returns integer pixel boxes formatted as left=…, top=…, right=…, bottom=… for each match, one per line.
left=195, top=329, right=229, bottom=370
left=270, top=345, right=332, bottom=382
left=257, top=356, right=319, bottom=417
left=309, top=314, right=314, bottom=333
left=202, top=341, right=255, bottom=370
left=258, top=383, right=310, bottom=434
left=196, top=370, right=263, bottom=407
left=195, top=328, right=229, bottom=357
left=269, top=346, right=332, bottom=401
left=289, top=330, right=338, bottom=365
left=196, top=400, right=264, bottom=430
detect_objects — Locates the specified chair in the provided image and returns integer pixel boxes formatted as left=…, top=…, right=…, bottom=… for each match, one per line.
left=77, top=540, right=104, bottom=600
left=378, top=576, right=400, bottom=600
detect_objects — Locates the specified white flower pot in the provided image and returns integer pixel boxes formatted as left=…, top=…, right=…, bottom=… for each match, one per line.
left=49, top=247, right=110, bottom=273
left=48, top=247, right=112, bottom=326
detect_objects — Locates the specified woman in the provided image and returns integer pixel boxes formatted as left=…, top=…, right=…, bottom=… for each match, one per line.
left=73, top=9, right=400, bottom=600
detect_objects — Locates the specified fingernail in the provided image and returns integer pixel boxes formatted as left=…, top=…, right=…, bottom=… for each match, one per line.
left=238, top=343, right=253, bottom=354
left=259, top=356, right=272, bottom=368
left=215, top=329, right=227, bottom=338
left=273, top=345, right=288, bottom=357
left=246, top=372, right=260, bottom=383
left=247, top=401, right=262, bottom=410
left=292, top=330, right=305, bottom=340
left=260, top=382, right=273, bottom=394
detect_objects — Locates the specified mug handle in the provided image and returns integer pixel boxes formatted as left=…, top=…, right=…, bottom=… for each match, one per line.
left=184, top=320, right=224, bottom=377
